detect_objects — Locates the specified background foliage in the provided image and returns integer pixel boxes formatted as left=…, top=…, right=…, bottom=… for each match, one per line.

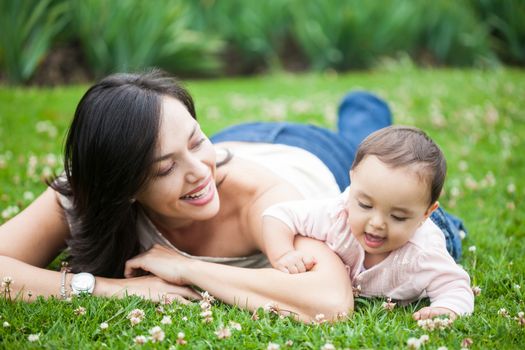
left=0, top=0, right=524, bottom=84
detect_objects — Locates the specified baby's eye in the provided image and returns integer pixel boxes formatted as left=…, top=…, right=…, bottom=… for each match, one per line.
left=358, top=201, right=372, bottom=209
left=391, top=215, right=407, bottom=222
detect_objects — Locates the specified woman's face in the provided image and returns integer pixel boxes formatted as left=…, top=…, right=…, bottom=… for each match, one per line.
left=136, top=96, right=219, bottom=227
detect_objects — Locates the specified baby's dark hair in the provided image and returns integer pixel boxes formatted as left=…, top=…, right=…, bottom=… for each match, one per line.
left=351, top=125, right=446, bottom=205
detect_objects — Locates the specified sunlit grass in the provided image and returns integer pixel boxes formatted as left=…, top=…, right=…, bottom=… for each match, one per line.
left=1, top=68, right=524, bottom=348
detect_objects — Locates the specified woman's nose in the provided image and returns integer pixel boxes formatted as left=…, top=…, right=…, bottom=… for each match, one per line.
left=184, top=155, right=209, bottom=183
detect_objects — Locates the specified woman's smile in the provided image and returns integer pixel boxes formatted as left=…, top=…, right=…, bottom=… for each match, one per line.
left=180, top=177, right=216, bottom=206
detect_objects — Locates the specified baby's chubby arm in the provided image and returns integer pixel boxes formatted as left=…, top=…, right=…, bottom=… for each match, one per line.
left=262, top=216, right=316, bottom=273
left=410, top=245, right=474, bottom=320
left=261, top=197, right=343, bottom=274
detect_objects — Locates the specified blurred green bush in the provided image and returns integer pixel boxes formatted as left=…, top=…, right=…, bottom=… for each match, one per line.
left=70, top=0, right=222, bottom=78
left=0, top=0, right=68, bottom=84
left=0, top=0, right=523, bottom=85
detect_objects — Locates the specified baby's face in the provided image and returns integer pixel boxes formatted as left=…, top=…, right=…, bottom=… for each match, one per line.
left=346, top=155, right=436, bottom=259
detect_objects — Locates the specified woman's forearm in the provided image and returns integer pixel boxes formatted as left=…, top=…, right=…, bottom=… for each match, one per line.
left=0, top=255, right=73, bottom=300
left=0, top=255, right=200, bottom=303
left=183, top=238, right=353, bottom=322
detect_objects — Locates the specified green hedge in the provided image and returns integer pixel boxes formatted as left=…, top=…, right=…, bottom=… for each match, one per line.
left=0, top=0, right=523, bottom=84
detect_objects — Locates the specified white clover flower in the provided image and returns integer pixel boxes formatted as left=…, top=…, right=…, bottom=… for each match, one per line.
left=181, top=316, right=188, bottom=321
left=406, top=337, right=421, bottom=349
left=229, top=321, right=242, bottom=331
left=419, top=334, right=429, bottom=344
left=149, top=326, right=165, bottom=343
left=176, top=332, right=187, bottom=345
left=321, top=343, right=336, bottom=350
left=74, top=306, right=86, bottom=316
left=267, top=342, right=280, bottom=350
left=200, top=310, right=212, bottom=318
left=127, top=308, right=145, bottom=320
left=99, top=322, right=109, bottom=330
left=461, top=337, right=473, bottom=348
left=35, top=120, right=58, bottom=138
left=514, top=284, right=521, bottom=290
left=313, top=313, right=326, bottom=324
left=498, top=308, right=509, bottom=317
left=3, top=321, right=10, bottom=328
left=471, top=286, right=482, bottom=296
left=200, top=301, right=211, bottom=310
left=285, top=340, right=293, bottom=346
left=23, top=191, right=35, bottom=202
left=161, top=315, right=172, bottom=325
left=382, top=298, right=396, bottom=311
left=468, top=245, right=476, bottom=252
left=507, top=183, right=516, bottom=194
left=200, top=291, right=215, bottom=304
left=263, top=301, right=280, bottom=314
left=215, top=326, right=231, bottom=339
left=134, top=335, right=148, bottom=345
left=44, top=153, right=58, bottom=167
left=1, top=206, right=20, bottom=219
left=28, top=334, right=40, bottom=342
left=129, top=317, right=141, bottom=326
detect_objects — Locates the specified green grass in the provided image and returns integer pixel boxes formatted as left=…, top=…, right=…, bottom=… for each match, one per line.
left=1, top=68, right=524, bottom=348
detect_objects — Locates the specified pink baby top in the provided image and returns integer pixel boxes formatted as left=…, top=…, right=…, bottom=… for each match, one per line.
left=263, top=189, right=474, bottom=315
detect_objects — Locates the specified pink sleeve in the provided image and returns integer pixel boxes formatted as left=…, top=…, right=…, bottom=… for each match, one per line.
left=262, top=195, right=346, bottom=243
left=412, top=249, right=474, bottom=316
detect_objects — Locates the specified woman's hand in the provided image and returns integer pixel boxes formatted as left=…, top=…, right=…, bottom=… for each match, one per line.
left=413, top=306, right=457, bottom=321
left=101, top=274, right=201, bottom=304
left=124, top=244, right=190, bottom=285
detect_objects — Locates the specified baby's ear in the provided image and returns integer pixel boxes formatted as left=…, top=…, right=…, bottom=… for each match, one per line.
left=424, top=201, right=439, bottom=218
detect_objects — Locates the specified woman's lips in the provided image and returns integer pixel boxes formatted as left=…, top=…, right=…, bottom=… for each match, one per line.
left=180, top=177, right=216, bottom=206
left=181, top=175, right=212, bottom=198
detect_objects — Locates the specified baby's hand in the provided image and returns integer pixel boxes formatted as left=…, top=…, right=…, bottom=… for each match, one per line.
left=274, top=250, right=317, bottom=274
left=413, top=306, right=457, bottom=321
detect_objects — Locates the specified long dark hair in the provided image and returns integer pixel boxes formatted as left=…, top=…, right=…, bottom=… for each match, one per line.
left=52, top=70, right=196, bottom=277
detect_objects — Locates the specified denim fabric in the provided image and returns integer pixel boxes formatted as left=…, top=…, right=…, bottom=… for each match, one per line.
left=211, top=122, right=355, bottom=190
left=210, top=91, right=465, bottom=261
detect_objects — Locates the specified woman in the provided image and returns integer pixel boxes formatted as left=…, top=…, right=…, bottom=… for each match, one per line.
left=0, top=71, right=464, bottom=321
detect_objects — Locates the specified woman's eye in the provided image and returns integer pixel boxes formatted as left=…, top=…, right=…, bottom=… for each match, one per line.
left=157, top=163, right=175, bottom=177
left=358, top=201, right=372, bottom=209
left=191, top=137, right=206, bottom=150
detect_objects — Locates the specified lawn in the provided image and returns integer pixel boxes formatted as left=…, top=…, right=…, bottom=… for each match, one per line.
left=1, top=68, right=524, bottom=349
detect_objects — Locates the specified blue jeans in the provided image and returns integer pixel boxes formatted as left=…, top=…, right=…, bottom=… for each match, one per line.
left=210, top=92, right=466, bottom=261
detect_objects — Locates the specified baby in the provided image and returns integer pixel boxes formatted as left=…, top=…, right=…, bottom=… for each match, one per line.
left=262, top=125, right=473, bottom=320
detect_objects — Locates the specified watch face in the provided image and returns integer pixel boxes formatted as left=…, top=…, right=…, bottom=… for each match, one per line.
left=73, top=273, right=95, bottom=291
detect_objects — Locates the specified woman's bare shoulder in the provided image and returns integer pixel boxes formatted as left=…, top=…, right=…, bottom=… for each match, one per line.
left=0, top=187, right=69, bottom=266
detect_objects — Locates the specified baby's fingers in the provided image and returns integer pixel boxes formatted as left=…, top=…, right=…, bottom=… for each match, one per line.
left=302, top=255, right=317, bottom=271
left=413, top=306, right=456, bottom=320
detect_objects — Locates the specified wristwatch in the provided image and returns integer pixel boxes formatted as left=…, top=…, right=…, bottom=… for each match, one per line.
left=70, top=272, right=96, bottom=295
